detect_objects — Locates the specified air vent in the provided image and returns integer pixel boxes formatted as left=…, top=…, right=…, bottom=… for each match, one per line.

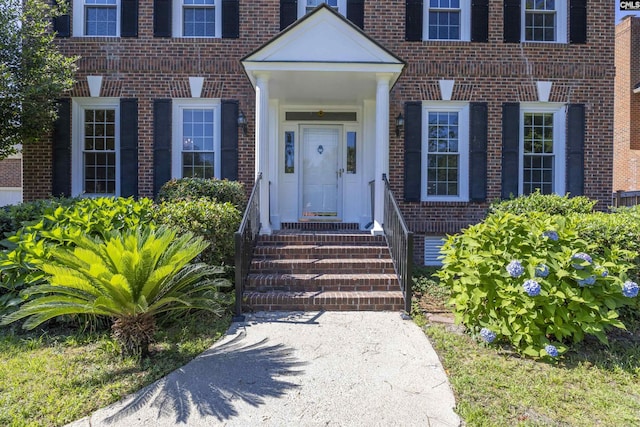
left=424, top=236, right=445, bottom=266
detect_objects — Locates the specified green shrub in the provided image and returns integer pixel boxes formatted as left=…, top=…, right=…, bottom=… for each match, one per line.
left=0, top=197, right=156, bottom=318
left=0, top=198, right=77, bottom=238
left=488, top=191, right=597, bottom=216
left=155, top=198, right=241, bottom=267
left=156, top=178, right=246, bottom=208
left=1, top=227, right=231, bottom=357
left=437, top=212, right=638, bottom=359
left=574, top=209, right=640, bottom=279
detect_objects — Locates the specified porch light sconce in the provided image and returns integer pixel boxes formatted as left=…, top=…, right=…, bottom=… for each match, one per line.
left=395, top=113, right=404, bottom=137
left=238, top=110, right=248, bottom=136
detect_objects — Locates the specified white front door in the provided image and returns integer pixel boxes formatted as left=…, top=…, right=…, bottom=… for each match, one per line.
left=300, top=126, right=342, bottom=220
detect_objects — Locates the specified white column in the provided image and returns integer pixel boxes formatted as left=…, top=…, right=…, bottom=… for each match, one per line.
left=255, top=74, right=272, bottom=234
left=372, top=74, right=391, bottom=235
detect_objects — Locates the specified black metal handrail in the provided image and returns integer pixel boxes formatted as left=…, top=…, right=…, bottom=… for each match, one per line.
left=234, top=173, right=262, bottom=316
left=382, top=174, right=413, bottom=314
left=613, top=190, right=640, bottom=208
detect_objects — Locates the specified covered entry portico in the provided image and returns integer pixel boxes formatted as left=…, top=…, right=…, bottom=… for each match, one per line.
left=242, top=5, right=404, bottom=234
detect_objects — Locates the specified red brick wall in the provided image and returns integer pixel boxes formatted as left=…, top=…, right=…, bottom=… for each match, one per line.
left=24, top=0, right=615, bottom=232
left=0, top=158, right=21, bottom=188
left=614, top=16, right=640, bottom=192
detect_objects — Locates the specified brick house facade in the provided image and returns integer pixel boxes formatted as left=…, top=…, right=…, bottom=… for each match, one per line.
left=614, top=16, right=640, bottom=192
left=22, top=0, right=613, bottom=264
left=0, top=155, right=22, bottom=206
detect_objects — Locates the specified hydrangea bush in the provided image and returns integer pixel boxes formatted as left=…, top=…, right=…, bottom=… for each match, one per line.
left=437, top=212, right=638, bottom=358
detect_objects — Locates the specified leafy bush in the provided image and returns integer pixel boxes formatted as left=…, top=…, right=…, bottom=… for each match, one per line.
left=437, top=212, right=638, bottom=359
left=0, top=197, right=156, bottom=317
left=156, top=178, right=246, bottom=209
left=575, top=209, right=640, bottom=279
left=1, top=227, right=231, bottom=357
left=155, top=198, right=241, bottom=267
left=0, top=198, right=77, bottom=238
left=488, top=191, right=597, bottom=216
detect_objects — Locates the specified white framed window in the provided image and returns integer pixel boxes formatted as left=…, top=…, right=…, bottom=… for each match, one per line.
left=299, top=0, right=345, bottom=17
left=424, top=0, right=470, bottom=41
left=522, top=0, right=567, bottom=43
left=72, top=98, right=120, bottom=197
left=173, top=0, right=221, bottom=37
left=422, top=102, right=469, bottom=202
left=519, top=103, right=566, bottom=195
left=172, top=99, right=221, bottom=179
left=73, top=0, right=121, bottom=37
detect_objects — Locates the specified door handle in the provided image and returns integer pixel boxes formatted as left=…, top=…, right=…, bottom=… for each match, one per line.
left=337, top=168, right=344, bottom=178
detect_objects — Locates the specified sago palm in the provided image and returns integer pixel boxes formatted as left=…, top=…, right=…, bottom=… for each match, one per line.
left=1, top=227, right=230, bottom=356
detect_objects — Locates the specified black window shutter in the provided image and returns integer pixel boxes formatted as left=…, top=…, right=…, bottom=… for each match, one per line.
left=501, top=102, right=520, bottom=199
left=154, top=0, right=172, bottom=37
left=121, top=0, right=138, bottom=37
left=347, top=0, right=364, bottom=30
left=153, top=99, right=172, bottom=196
left=120, top=99, right=138, bottom=198
left=52, top=99, right=72, bottom=197
left=569, top=0, right=587, bottom=44
left=503, top=0, right=520, bottom=43
left=404, top=102, right=422, bottom=202
left=469, top=102, right=488, bottom=202
left=220, top=100, right=239, bottom=181
left=52, top=0, right=70, bottom=37
left=222, top=0, right=239, bottom=38
left=566, top=104, right=585, bottom=196
left=405, top=0, right=423, bottom=41
left=471, top=0, right=488, bottom=42
left=280, top=0, right=298, bottom=31
left=53, top=15, right=70, bottom=38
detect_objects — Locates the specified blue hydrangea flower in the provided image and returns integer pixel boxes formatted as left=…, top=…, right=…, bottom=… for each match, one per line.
left=571, top=252, right=593, bottom=269
left=523, top=279, right=541, bottom=297
left=479, top=328, right=496, bottom=343
left=506, top=260, right=524, bottom=278
left=542, top=230, right=559, bottom=241
left=577, top=275, right=596, bottom=287
left=535, top=264, right=550, bottom=278
left=545, top=344, right=559, bottom=357
left=622, top=281, right=639, bottom=298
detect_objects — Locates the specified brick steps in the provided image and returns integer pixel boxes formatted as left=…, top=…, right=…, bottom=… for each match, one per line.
left=249, top=258, right=396, bottom=274
left=242, top=231, right=404, bottom=312
left=244, top=290, right=405, bottom=311
left=247, top=273, right=400, bottom=292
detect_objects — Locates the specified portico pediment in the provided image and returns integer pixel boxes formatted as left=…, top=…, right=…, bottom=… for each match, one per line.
left=242, top=4, right=405, bottom=91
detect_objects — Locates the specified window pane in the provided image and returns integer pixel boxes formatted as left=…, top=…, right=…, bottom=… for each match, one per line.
left=285, top=132, right=295, bottom=174
left=346, top=131, right=356, bottom=174
left=183, top=7, right=215, bottom=37
left=85, top=6, right=117, bottom=36
left=181, top=108, right=215, bottom=178
left=83, top=109, right=116, bottom=194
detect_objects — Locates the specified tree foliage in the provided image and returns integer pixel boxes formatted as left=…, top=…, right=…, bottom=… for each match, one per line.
left=0, top=0, right=77, bottom=159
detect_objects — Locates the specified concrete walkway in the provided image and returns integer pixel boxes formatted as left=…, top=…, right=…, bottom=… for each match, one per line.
left=68, top=311, right=461, bottom=427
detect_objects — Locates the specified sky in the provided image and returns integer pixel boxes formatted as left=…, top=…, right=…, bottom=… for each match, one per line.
left=616, top=9, right=640, bottom=24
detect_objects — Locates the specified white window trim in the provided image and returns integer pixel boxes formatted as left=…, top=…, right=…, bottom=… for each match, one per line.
left=172, top=0, right=222, bottom=38
left=298, top=0, right=346, bottom=18
left=73, top=0, right=121, bottom=37
left=423, top=0, right=470, bottom=41
left=71, top=98, right=121, bottom=197
left=518, top=103, right=566, bottom=196
left=521, top=0, right=567, bottom=44
left=421, top=101, right=470, bottom=202
left=171, top=98, right=222, bottom=179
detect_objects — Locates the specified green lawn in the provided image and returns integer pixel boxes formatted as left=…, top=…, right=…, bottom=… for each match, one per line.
left=413, top=269, right=640, bottom=426
left=0, top=312, right=231, bottom=427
